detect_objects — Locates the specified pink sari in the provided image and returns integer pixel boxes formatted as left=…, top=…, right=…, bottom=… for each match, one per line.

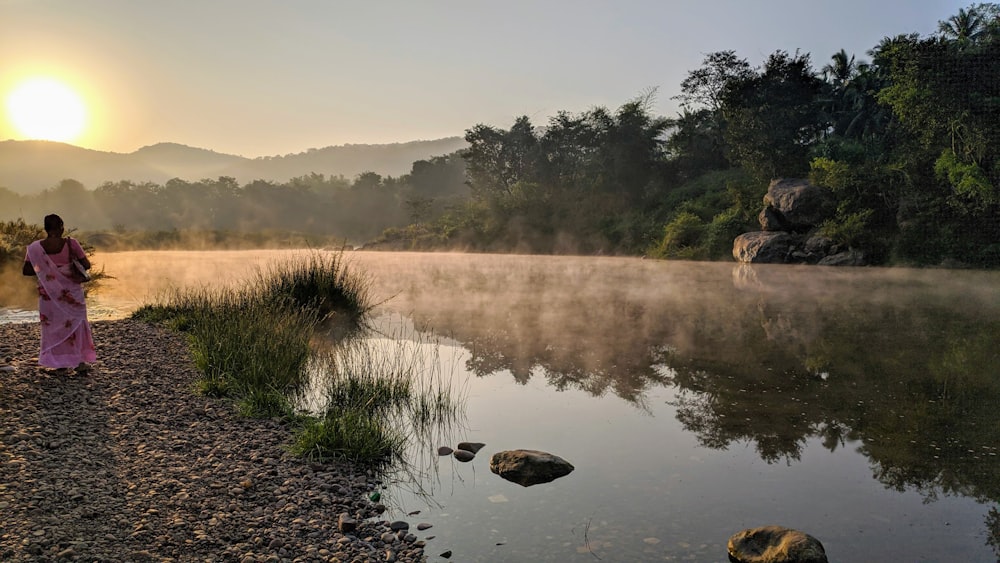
left=25, top=240, right=97, bottom=369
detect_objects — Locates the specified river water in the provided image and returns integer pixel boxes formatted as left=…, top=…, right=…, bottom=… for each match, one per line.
left=4, top=250, right=1000, bottom=562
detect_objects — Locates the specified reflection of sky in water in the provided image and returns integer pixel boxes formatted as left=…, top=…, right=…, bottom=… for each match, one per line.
left=4, top=250, right=999, bottom=561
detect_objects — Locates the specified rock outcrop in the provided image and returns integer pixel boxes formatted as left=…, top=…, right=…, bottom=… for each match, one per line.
left=489, top=449, right=574, bottom=487
left=734, top=178, right=865, bottom=266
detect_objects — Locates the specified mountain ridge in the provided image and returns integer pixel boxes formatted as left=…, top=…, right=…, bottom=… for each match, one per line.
left=0, top=137, right=468, bottom=194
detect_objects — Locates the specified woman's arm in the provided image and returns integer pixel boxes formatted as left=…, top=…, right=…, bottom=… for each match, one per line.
left=69, top=238, right=92, bottom=270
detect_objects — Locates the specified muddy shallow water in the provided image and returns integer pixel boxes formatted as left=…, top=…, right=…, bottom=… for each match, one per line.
left=5, top=250, right=1000, bottom=562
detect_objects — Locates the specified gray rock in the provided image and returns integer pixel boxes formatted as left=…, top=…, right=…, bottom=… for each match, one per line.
left=389, top=520, right=409, bottom=531
left=489, top=449, right=574, bottom=487
left=803, top=234, right=836, bottom=255
left=416, top=523, right=432, bottom=531
left=453, top=449, right=475, bottom=462
left=758, top=206, right=789, bottom=232
left=733, top=232, right=797, bottom=264
left=727, top=526, right=828, bottom=563
left=763, top=178, right=833, bottom=231
left=437, top=446, right=453, bottom=456
left=817, top=250, right=866, bottom=267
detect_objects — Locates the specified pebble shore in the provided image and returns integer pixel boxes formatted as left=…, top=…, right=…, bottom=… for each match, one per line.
left=0, top=319, right=428, bottom=562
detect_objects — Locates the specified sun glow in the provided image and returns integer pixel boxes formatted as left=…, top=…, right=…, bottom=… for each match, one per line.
left=5, top=77, right=88, bottom=143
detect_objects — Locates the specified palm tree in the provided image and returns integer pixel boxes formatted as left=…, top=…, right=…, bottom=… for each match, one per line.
left=938, top=6, right=988, bottom=47
left=822, top=49, right=857, bottom=87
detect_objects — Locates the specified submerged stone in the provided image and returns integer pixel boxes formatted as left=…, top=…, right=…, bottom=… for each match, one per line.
left=453, top=449, right=475, bottom=462
left=437, top=446, right=453, bottom=456
left=489, top=449, right=574, bottom=487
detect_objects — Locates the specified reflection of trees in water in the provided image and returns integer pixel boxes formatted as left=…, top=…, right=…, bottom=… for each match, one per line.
left=667, top=302, right=1000, bottom=508
left=660, top=298, right=1000, bottom=558
left=988, top=508, right=1000, bottom=559
left=375, top=255, right=1000, bottom=509
left=358, top=255, right=1000, bottom=556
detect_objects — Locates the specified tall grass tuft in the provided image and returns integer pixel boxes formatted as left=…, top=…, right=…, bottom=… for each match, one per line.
left=254, top=250, right=374, bottom=324
left=135, top=285, right=317, bottom=411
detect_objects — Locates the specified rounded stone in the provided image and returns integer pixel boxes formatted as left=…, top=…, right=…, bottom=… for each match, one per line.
left=727, top=526, right=828, bottom=563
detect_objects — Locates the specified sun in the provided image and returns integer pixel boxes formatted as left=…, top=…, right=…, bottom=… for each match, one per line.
left=5, top=77, right=88, bottom=143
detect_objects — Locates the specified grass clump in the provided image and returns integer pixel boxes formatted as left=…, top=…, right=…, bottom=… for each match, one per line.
left=290, top=333, right=464, bottom=465
left=137, top=286, right=317, bottom=414
left=133, top=251, right=464, bottom=465
left=254, top=251, right=374, bottom=324
left=132, top=251, right=367, bottom=410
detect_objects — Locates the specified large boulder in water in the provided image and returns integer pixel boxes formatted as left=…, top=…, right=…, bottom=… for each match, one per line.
left=727, top=526, right=828, bottom=563
left=763, top=179, right=833, bottom=232
left=733, top=232, right=797, bottom=264
left=489, top=450, right=574, bottom=487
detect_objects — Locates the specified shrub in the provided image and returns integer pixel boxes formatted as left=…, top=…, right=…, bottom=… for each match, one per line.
left=653, top=212, right=705, bottom=259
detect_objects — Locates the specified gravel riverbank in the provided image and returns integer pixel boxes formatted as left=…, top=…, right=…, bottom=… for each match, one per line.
left=0, top=319, right=428, bottom=562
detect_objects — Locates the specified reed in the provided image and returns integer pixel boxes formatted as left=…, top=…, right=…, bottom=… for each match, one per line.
left=290, top=332, right=464, bottom=464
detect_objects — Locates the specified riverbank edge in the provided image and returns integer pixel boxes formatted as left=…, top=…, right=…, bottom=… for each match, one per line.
left=0, top=318, right=428, bottom=562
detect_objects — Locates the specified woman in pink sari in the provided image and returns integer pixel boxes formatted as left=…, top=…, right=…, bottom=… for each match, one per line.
left=22, top=214, right=97, bottom=375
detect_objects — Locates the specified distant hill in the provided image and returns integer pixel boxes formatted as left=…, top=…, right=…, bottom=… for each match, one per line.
left=0, top=138, right=468, bottom=194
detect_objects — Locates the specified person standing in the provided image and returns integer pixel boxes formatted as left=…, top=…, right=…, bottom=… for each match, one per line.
left=22, top=214, right=96, bottom=375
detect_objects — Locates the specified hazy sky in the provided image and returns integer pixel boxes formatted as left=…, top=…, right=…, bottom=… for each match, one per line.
left=0, top=0, right=969, bottom=157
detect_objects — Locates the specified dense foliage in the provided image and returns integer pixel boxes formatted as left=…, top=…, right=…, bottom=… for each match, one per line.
left=363, top=4, right=998, bottom=265
left=2, top=4, right=997, bottom=266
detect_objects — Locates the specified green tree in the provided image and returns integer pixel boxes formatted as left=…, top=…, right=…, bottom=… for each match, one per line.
left=463, top=116, right=540, bottom=200
left=938, top=5, right=990, bottom=47
left=721, top=50, right=827, bottom=181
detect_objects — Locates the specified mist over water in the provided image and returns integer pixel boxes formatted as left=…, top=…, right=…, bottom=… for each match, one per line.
left=5, top=250, right=1000, bottom=561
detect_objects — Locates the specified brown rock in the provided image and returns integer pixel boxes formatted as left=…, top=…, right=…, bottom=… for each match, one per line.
left=489, top=449, right=574, bottom=487
left=727, top=526, right=828, bottom=563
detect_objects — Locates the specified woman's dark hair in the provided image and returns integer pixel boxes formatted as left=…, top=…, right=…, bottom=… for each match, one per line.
left=44, top=214, right=64, bottom=233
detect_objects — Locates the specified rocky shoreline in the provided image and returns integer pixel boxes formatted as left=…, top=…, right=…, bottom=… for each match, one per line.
left=0, top=319, right=428, bottom=562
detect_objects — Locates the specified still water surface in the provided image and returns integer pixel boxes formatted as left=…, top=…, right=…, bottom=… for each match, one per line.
left=4, top=250, right=1000, bottom=562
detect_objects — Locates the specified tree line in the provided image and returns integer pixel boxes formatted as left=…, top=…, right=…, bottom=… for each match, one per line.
left=387, top=2, right=998, bottom=266
left=2, top=4, right=998, bottom=265
left=0, top=154, right=469, bottom=246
